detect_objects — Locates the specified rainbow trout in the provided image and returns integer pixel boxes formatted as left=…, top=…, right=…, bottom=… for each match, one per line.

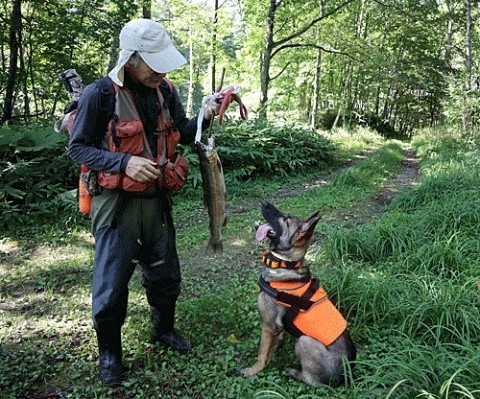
left=196, top=136, right=227, bottom=253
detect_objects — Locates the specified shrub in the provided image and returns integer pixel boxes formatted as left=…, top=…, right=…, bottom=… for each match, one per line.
left=182, top=117, right=337, bottom=187
left=0, top=124, right=77, bottom=232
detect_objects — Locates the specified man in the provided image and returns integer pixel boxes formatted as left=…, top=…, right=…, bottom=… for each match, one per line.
left=69, top=18, right=220, bottom=386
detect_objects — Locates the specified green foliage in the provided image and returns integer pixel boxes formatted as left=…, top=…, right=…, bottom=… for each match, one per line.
left=0, top=118, right=336, bottom=236
left=319, top=111, right=402, bottom=139
left=184, top=118, right=337, bottom=185
left=331, top=141, right=403, bottom=189
left=0, top=125, right=77, bottom=232
left=319, top=129, right=480, bottom=397
left=1, top=0, right=478, bottom=137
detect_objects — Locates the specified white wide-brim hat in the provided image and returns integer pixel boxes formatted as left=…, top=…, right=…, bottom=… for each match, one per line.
left=108, top=18, right=187, bottom=86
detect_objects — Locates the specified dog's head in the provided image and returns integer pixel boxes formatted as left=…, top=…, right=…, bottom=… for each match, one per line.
left=255, top=201, right=321, bottom=261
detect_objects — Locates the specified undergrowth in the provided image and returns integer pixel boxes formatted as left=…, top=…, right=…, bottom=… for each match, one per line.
left=2, top=127, right=479, bottom=398
left=320, top=127, right=480, bottom=398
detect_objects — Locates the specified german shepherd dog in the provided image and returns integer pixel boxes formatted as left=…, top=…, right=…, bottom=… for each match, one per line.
left=241, top=201, right=356, bottom=387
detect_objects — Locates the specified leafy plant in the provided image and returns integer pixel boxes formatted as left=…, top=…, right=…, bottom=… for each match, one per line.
left=0, top=124, right=77, bottom=232
left=183, top=118, right=338, bottom=188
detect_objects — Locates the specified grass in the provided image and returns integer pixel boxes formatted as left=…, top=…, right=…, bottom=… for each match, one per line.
left=1, top=127, right=480, bottom=398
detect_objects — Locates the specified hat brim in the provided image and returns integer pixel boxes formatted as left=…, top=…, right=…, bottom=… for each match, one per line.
left=140, top=45, right=187, bottom=73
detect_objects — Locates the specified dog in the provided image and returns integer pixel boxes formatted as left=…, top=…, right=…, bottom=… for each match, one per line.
left=241, top=201, right=356, bottom=387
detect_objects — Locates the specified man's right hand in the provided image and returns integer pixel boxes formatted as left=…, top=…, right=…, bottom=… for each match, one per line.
left=125, top=156, right=161, bottom=183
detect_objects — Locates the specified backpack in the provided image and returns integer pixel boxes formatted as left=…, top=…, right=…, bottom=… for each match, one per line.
left=56, top=70, right=174, bottom=141
left=55, top=71, right=117, bottom=214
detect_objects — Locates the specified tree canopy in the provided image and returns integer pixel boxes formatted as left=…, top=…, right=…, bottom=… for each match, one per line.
left=1, top=0, right=479, bottom=135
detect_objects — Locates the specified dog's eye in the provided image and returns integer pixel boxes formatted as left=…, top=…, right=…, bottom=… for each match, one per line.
left=283, top=216, right=290, bottom=226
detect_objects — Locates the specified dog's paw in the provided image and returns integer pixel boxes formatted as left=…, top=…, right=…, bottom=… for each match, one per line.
left=286, top=367, right=301, bottom=380
left=240, top=366, right=260, bottom=378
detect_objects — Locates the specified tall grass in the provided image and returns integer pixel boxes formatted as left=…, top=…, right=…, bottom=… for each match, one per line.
left=320, top=128, right=480, bottom=397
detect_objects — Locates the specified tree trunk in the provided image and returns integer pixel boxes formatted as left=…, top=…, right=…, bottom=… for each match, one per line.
left=464, top=0, right=472, bottom=90
left=332, top=63, right=354, bottom=130
left=443, top=13, right=453, bottom=68
left=259, top=0, right=277, bottom=119
left=142, top=0, right=151, bottom=19
left=2, top=0, right=21, bottom=125
left=310, top=49, right=323, bottom=128
left=107, top=1, right=129, bottom=72
left=259, top=0, right=355, bottom=120
left=186, top=10, right=194, bottom=117
left=462, top=0, right=472, bottom=132
left=310, top=0, right=326, bottom=128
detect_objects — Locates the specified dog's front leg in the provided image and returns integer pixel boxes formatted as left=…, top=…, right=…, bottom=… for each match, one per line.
left=241, top=325, right=284, bottom=377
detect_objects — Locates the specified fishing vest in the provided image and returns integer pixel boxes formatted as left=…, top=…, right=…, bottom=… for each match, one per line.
left=259, top=252, right=347, bottom=346
left=97, top=80, right=181, bottom=192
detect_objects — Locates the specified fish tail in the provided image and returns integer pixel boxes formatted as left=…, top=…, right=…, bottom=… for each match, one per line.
left=206, top=238, right=223, bottom=254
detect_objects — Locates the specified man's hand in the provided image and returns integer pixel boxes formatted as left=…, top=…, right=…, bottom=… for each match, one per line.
left=125, top=156, right=161, bottom=183
left=204, top=93, right=222, bottom=120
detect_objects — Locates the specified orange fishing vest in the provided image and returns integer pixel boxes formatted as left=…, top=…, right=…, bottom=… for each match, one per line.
left=98, top=80, right=181, bottom=192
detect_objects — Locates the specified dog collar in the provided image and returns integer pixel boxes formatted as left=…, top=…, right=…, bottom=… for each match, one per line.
left=261, top=251, right=303, bottom=269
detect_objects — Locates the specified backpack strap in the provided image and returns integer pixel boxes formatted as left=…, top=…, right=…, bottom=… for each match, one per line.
left=159, top=78, right=183, bottom=137
left=160, top=78, right=174, bottom=97
left=258, top=277, right=319, bottom=311
left=93, top=77, right=116, bottom=147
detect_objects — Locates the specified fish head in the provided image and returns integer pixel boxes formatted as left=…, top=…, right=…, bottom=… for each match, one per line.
left=196, top=141, right=218, bottom=164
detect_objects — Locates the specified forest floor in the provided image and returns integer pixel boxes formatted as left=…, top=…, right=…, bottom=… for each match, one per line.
left=0, top=143, right=421, bottom=399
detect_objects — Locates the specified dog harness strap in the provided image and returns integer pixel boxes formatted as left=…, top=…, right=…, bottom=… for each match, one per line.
left=258, top=276, right=300, bottom=305
left=261, top=251, right=302, bottom=269
left=258, top=277, right=319, bottom=311
left=283, top=307, right=304, bottom=338
left=259, top=276, right=348, bottom=345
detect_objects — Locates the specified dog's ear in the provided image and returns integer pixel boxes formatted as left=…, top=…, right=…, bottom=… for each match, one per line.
left=295, top=211, right=321, bottom=243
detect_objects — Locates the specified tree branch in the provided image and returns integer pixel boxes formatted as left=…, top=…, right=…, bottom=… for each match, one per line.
left=270, top=62, right=291, bottom=81
left=273, top=0, right=356, bottom=48
left=271, top=43, right=358, bottom=61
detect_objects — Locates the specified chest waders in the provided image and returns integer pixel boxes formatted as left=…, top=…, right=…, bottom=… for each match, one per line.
left=91, top=81, right=189, bottom=387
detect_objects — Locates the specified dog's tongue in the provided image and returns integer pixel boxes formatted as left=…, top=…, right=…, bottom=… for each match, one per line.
left=256, top=223, right=272, bottom=242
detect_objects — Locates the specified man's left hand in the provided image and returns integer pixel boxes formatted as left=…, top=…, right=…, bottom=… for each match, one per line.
left=204, top=93, right=222, bottom=120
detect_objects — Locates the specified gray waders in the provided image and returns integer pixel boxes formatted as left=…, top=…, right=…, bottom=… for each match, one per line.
left=91, top=188, right=188, bottom=386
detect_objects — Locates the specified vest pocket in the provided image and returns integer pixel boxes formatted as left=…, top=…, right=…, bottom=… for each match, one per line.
left=122, top=176, right=154, bottom=192
left=111, top=120, right=144, bottom=155
left=97, top=171, right=122, bottom=190
left=98, top=172, right=155, bottom=192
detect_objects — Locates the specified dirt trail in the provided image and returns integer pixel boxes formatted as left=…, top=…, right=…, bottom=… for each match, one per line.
left=336, top=145, right=420, bottom=227
left=245, top=145, right=419, bottom=230
left=0, top=146, right=420, bottom=276
left=182, top=145, right=420, bottom=274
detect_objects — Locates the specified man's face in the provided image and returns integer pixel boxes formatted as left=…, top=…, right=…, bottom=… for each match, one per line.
left=125, top=58, right=167, bottom=89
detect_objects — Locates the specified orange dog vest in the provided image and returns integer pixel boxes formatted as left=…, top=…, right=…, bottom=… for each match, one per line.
left=259, top=253, right=347, bottom=346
